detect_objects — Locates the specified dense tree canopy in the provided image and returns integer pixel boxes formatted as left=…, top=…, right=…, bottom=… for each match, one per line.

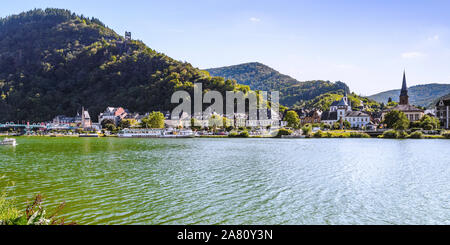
left=0, top=8, right=249, bottom=122
left=284, top=111, right=300, bottom=128
left=141, top=111, right=165, bottom=129
left=383, top=110, right=410, bottom=130
left=410, top=115, right=440, bottom=130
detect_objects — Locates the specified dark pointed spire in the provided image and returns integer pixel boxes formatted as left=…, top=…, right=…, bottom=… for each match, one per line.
left=399, top=70, right=409, bottom=105
left=400, top=70, right=408, bottom=96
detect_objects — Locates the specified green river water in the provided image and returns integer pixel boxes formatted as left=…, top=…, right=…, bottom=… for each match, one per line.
left=0, top=137, right=449, bottom=225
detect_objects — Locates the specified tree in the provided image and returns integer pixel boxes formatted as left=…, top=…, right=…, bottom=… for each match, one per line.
left=208, top=114, right=223, bottom=132
left=190, top=118, right=202, bottom=131
left=284, top=111, right=300, bottom=128
left=101, top=119, right=115, bottom=128
left=119, top=119, right=132, bottom=129
left=104, top=123, right=116, bottom=132
left=388, top=97, right=393, bottom=103
left=301, top=125, right=312, bottom=136
left=384, top=110, right=409, bottom=130
left=419, top=115, right=440, bottom=130
left=387, top=101, right=399, bottom=109
left=332, top=122, right=341, bottom=130
left=141, top=111, right=165, bottom=129
left=343, top=120, right=351, bottom=129
left=321, top=123, right=331, bottom=130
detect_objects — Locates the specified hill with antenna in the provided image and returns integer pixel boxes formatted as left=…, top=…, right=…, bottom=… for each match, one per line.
left=0, top=8, right=249, bottom=121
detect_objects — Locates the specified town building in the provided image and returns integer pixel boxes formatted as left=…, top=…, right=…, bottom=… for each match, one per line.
left=321, top=93, right=371, bottom=129
left=53, top=115, right=77, bottom=125
left=436, top=96, right=450, bottom=129
left=300, top=109, right=322, bottom=125
left=98, top=107, right=128, bottom=126
left=382, top=72, right=424, bottom=122
left=81, top=107, right=92, bottom=129
left=52, top=107, right=90, bottom=128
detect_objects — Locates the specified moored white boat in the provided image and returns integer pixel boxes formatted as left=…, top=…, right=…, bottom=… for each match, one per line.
left=0, top=138, right=17, bottom=146
left=118, top=129, right=195, bottom=138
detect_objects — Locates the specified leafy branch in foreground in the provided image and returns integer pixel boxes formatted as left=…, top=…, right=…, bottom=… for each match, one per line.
left=0, top=182, right=76, bottom=225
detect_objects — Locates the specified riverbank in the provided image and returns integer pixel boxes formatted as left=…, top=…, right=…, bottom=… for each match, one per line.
left=2, top=128, right=450, bottom=140
left=2, top=134, right=449, bottom=140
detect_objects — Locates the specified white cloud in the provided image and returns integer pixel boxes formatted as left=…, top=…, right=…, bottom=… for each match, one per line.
left=401, top=52, right=425, bottom=59
left=428, top=35, right=440, bottom=41
left=250, top=17, right=261, bottom=23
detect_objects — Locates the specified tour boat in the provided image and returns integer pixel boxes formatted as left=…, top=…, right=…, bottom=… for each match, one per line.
left=0, top=138, right=17, bottom=146
left=118, top=129, right=195, bottom=138
left=79, top=134, right=100, bottom=138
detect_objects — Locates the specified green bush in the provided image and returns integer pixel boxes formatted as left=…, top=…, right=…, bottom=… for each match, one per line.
left=397, top=131, right=409, bottom=139
left=229, top=131, right=249, bottom=138
left=240, top=131, right=250, bottom=138
left=349, top=132, right=371, bottom=138
left=301, top=125, right=312, bottom=136
left=408, top=131, right=424, bottom=139
left=409, top=128, right=422, bottom=133
left=313, top=130, right=325, bottom=138
left=276, top=128, right=293, bottom=137
left=1, top=193, right=76, bottom=225
left=0, top=189, right=21, bottom=224
left=442, top=131, right=450, bottom=139
left=382, top=130, right=398, bottom=139
left=228, top=132, right=238, bottom=138
left=310, top=131, right=370, bottom=138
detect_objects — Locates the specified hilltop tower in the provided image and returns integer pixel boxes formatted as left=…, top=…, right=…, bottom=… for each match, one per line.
left=125, top=31, right=132, bottom=41
left=400, top=71, right=409, bottom=105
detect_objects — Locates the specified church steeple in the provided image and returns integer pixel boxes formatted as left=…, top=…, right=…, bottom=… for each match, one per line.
left=399, top=70, right=409, bottom=105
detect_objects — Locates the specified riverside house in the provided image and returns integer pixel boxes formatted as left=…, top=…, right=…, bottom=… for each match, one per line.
left=436, top=96, right=450, bottom=129
left=98, top=107, right=128, bottom=126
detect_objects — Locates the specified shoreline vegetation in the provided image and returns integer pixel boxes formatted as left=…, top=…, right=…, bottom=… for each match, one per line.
left=0, top=181, right=75, bottom=225
left=1, top=129, right=450, bottom=139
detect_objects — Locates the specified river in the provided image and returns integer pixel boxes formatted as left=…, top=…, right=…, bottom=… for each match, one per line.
left=1, top=137, right=449, bottom=224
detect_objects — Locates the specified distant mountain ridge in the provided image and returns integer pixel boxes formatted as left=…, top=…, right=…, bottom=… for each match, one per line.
left=206, top=62, right=350, bottom=107
left=368, top=84, right=450, bottom=108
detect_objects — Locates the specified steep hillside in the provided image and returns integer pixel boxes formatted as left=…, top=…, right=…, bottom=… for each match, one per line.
left=206, top=62, right=350, bottom=107
left=297, top=93, right=381, bottom=112
left=368, top=84, right=450, bottom=108
left=0, top=9, right=249, bottom=122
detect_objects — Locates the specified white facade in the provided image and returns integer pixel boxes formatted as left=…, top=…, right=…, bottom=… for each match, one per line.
left=321, top=95, right=371, bottom=129
left=346, top=114, right=371, bottom=128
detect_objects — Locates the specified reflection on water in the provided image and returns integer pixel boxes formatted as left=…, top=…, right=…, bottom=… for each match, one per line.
left=0, top=137, right=449, bottom=225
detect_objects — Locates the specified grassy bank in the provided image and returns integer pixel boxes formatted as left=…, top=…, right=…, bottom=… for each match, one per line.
left=378, top=130, right=450, bottom=139
left=312, top=131, right=371, bottom=138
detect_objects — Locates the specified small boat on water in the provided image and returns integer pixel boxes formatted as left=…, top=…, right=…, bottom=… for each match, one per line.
left=0, top=138, right=17, bottom=146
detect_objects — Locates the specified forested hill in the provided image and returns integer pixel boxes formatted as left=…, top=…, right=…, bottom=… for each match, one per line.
left=0, top=8, right=249, bottom=122
left=206, top=62, right=350, bottom=107
left=368, top=84, right=450, bottom=108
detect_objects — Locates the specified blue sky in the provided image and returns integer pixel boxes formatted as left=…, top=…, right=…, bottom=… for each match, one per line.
left=2, top=0, right=450, bottom=95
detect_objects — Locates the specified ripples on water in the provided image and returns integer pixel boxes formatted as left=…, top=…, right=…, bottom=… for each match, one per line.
left=0, top=137, right=449, bottom=225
